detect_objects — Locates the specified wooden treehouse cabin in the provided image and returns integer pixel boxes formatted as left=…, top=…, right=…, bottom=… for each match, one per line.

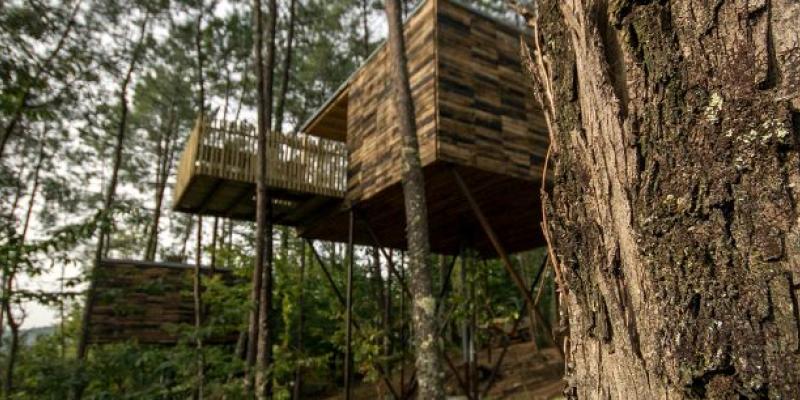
left=89, top=259, right=238, bottom=344
left=173, top=0, right=548, bottom=257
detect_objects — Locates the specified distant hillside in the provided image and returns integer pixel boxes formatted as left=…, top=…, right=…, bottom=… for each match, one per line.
left=18, top=325, right=56, bottom=346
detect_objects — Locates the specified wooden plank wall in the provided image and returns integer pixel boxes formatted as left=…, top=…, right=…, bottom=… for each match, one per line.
left=346, top=0, right=438, bottom=203
left=89, top=259, right=237, bottom=344
left=436, top=0, right=549, bottom=181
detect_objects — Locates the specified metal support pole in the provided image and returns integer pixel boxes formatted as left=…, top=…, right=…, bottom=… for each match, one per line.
left=481, top=254, right=550, bottom=397
left=356, top=212, right=412, bottom=299
left=399, top=252, right=406, bottom=400
left=306, top=240, right=400, bottom=399
left=452, top=168, right=562, bottom=354
left=468, top=251, right=478, bottom=399
left=344, top=210, right=354, bottom=400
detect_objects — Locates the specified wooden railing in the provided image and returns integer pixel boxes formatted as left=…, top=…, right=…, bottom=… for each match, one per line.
left=174, top=116, right=347, bottom=206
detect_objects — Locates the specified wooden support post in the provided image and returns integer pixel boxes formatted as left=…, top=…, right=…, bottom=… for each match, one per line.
left=344, top=210, right=354, bottom=400
left=452, top=169, right=530, bottom=306
left=452, top=168, right=562, bottom=354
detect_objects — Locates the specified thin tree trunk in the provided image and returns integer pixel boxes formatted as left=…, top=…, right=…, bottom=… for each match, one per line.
left=233, top=58, right=250, bottom=123
left=384, top=250, right=392, bottom=379
left=193, top=5, right=207, bottom=396
left=210, top=217, right=219, bottom=272
left=399, top=253, right=406, bottom=399
left=72, top=12, right=150, bottom=399
left=0, top=131, right=45, bottom=395
left=180, top=216, right=195, bottom=262
left=256, top=202, right=274, bottom=399
left=273, top=0, right=296, bottom=266
left=0, top=135, right=43, bottom=346
left=194, top=216, right=204, bottom=399
left=369, top=247, right=387, bottom=398
left=273, top=0, right=295, bottom=136
left=292, top=241, right=306, bottom=400
left=516, top=0, right=800, bottom=397
left=361, top=0, right=370, bottom=61
left=145, top=103, right=177, bottom=261
left=2, top=296, right=20, bottom=397
left=383, top=1, right=444, bottom=397
left=256, top=0, right=278, bottom=395
left=59, top=260, right=66, bottom=359
left=246, top=0, right=265, bottom=387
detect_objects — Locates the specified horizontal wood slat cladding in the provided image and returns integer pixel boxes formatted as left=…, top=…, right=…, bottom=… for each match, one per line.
left=435, top=0, right=548, bottom=181
left=89, top=259, right=238, bottom=344
left=347, top=0, right=437, bottom=203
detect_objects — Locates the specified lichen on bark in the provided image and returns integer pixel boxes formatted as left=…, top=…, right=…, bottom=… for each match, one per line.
left=522, top=0, right=800, bottom=397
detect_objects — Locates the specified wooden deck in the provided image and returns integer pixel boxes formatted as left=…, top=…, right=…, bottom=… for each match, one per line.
left=173, top=117, right=347, bottom=223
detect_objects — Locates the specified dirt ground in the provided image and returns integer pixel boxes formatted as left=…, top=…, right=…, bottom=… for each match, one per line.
left=320, top=341, right=565, bottom=399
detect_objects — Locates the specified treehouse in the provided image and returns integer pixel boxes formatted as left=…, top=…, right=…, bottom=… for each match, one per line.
left=173, top=0, right=548, bottom=256
left=89, top=259, right=238, bottom=344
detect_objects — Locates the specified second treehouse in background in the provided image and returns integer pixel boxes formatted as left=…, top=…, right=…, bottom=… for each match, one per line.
left=173, top=0, right=549, bottom=257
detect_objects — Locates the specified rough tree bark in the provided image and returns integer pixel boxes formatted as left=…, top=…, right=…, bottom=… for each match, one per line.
left=252, top=0, right=278, bottom=397
left=383, top=1, right=445, bottom=398
left=517, top=0, right=800, bottom=397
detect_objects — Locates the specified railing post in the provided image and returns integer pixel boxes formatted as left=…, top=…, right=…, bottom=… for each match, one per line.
left=194, top=115, right=205, bottom=175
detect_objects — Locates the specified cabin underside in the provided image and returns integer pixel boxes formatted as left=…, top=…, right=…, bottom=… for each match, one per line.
left=303, top=161, right=545, bottom=256
left=174, top=174, right=343, bottom=227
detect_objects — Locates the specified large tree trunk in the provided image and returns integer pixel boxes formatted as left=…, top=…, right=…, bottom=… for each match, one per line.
left=383, top=1, right=445, bottom=398
left=519, top=0, right=800, bottom=397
